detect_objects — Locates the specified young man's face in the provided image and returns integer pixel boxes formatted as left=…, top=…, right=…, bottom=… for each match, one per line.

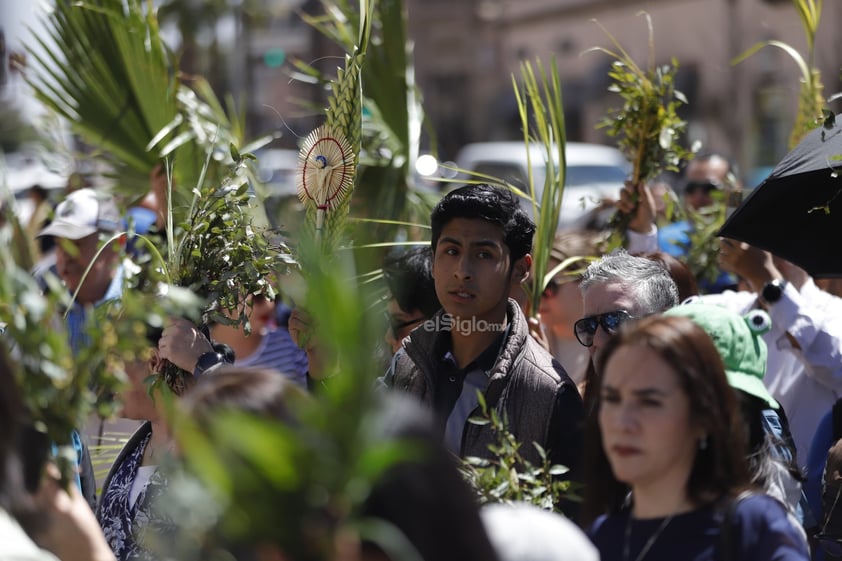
left=431, top=218, right=526, bottom=327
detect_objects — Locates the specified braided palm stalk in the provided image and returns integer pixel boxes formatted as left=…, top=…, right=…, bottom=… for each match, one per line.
left=298, top=1, right=372, bottom=264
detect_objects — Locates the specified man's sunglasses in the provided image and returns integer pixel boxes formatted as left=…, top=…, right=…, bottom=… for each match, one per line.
left=574, top=310, right=633, bottom=347
left=684, top=181, right=721, bottom=195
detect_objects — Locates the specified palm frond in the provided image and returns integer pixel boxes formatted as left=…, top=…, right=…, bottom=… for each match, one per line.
left=732, top=1, right=825, bottom=148
left=295, top=0, right=374, bottom=266
left=24, top=0, right=266, bottom=224
left=512, top=58, right=567, bottom=318
left=291, top=0, right=428, bottom=260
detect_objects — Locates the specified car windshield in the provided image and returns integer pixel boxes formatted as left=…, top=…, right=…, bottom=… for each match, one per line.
left=566, top=165, right=628, bottom=186
left=531, top=164, right=627, bottom=192
left=471, top=162, right=627, bottom=192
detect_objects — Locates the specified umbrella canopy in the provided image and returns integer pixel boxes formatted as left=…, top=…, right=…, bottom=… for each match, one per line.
left=719, top=115, right=842, bottom=277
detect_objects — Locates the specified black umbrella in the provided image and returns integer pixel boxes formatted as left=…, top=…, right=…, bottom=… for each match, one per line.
left=719, top=115, right=842, bottom=277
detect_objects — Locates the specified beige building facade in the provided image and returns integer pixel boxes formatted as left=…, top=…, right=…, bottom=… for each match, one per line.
left=408, top=0, right=842, bottom=182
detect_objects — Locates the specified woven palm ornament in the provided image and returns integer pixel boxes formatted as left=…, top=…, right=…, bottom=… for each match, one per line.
left=295, top=125, right=355, bottom=233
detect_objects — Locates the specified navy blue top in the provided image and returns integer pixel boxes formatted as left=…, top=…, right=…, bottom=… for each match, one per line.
left=806, top=408, right=834, bottom=561
left=588, top=494, right=808, bottom=561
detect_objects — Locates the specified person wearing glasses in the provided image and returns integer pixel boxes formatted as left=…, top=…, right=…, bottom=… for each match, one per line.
left=380, top=184, right=584, bottom=500
left=618, top=152, right=740, bottom=294
left=381, top=246, right=441, bottom=355
left=575, top=251, right=679, bottom=412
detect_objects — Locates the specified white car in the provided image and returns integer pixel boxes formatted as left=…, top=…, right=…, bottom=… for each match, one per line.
left=454, top=141, right=630, bottom=229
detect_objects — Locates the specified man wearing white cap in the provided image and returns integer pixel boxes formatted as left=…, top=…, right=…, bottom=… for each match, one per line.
left=38, top=188, right=124, bottom=354
left=30, top=187, right=126, bottom=510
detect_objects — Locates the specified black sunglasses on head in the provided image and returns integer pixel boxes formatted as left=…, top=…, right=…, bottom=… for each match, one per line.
left=574, top=310, right=633, bottom=347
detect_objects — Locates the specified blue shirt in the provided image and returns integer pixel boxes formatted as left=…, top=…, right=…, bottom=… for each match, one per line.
left=235, top=327, right=309, bottom=389
left=66, top=266, right=124, bottom=355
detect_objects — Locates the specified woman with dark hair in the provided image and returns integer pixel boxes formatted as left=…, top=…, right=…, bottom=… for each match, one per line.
left=584, top=315, right=808, bottom=560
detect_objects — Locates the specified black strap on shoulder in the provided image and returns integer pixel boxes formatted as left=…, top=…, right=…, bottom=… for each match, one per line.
left=833, top=399, right=842, bottom=443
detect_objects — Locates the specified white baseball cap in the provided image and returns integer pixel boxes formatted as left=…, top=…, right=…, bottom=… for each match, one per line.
left=38, top=188, right=122, bottom=240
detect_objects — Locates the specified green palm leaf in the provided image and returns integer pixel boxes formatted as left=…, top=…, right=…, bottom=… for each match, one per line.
left=732, top=0, right=825, bottom=148
left=23, top=0, right=270, bottom=223
left=293, top=0, right=428, bottom=257
left=512, top=58, right=567, bottom=318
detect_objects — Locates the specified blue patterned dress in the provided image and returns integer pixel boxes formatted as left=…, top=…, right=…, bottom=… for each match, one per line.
left=96, top=423, right=173, bottom=561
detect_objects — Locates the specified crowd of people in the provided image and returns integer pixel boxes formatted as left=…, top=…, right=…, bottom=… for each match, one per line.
left=2, top=147, right=841, bottom=561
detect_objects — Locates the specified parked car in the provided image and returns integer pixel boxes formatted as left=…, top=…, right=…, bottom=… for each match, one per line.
left=454, top=141, right=630, bottom=229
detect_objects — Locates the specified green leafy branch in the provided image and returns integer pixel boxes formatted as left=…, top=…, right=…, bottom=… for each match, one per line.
left=168, top=148, right=296, bottom=329
left=0, top=233, right=200, bottom=486
left=459, top=394, right=573, bottom=512
left=24, top=0, right=272, bottom=223
left=586, top=13, right=694, bottom=248
left=680, top=191, right=729, bottom=287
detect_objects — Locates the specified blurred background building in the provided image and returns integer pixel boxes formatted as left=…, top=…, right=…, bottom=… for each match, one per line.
left=2, top=0, right=841, bottom=187
left=407, top=0, right=842, bottom=184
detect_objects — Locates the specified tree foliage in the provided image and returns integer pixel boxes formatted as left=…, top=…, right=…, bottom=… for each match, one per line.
left=586, top=13, right=694, bottom=248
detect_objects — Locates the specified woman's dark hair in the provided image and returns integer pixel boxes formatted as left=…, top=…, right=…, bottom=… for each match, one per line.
left=361, top=395, right=500, bottom=561
left=634, top=251, right=699, bottom=303
left=180, top=366, right=306, bottom=426
left=430, top=184, right=535, bottom=263
left=582, top=315, right=749, bottom=526
left=382, top=246, right=441, bottom=318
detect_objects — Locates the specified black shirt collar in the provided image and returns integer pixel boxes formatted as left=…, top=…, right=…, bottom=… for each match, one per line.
left=439, top=325, right=510, bottom=374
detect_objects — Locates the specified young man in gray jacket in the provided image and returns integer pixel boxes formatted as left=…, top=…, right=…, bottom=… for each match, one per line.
left=381, top=184, right=584, bottom=479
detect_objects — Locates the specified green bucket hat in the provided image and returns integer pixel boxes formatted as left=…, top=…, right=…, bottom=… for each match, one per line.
left=664, top=302, right=779, bottom=409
